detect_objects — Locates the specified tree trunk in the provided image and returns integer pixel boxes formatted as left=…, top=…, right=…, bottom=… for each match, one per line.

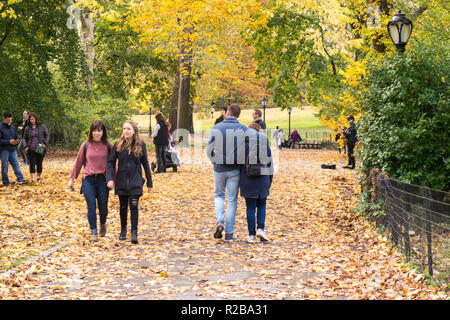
left=371, top=0, right=390, bottom=53
left=169, top=49, right=193, bottom=133
left=69, top=1, right=95, bottom=89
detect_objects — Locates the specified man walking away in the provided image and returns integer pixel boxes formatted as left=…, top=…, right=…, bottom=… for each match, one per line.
left=342, top=115, right=357, bottom=169
left=206, top=104, right=248, bottom=242
left=0, top=112, right=28, bottom=186
left=252, top=109, right=266, bottom=132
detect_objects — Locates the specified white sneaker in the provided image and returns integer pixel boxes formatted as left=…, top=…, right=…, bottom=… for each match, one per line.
left=248, top=235, right=256, bottom=243
left=256, top=229, right=269, bottom=242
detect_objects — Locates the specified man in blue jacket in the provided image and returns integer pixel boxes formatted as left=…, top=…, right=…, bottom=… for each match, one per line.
left=206, top=104, right=248, bottom=241
left=0, top=111, right=27, bottom=186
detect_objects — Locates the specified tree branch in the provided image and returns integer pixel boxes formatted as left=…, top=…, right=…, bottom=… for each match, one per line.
left=94, top=33, right=135, bottom=47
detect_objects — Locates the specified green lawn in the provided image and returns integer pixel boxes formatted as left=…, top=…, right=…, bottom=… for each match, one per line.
left=133, top=106, right=329, bottom=138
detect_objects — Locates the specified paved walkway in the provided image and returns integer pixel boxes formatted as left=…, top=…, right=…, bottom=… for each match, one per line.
left=0, top=149, right=445, bottom=299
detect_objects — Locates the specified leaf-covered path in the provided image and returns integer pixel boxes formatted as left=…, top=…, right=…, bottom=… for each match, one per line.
left=0, top=149, right=447, bottom=299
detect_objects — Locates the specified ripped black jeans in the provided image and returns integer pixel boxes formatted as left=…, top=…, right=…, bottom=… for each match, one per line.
left=119, top=195, right=141, bottom=232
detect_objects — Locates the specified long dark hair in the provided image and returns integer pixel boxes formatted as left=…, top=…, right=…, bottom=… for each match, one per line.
left=87, top=120, right=108, bottom=145
left=27, top=112, right=42, bottom=127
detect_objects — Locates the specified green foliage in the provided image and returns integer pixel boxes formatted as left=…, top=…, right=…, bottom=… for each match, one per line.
left=357, top=47, right=450, bottom=191
left=352, top=192, right=386, bottom=219
left=252, top=8, right=325, bottom=108
left=62, top=94, right=136, bottom=148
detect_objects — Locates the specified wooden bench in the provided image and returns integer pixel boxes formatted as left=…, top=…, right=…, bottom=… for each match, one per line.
left=298, top=142, right=321, bottom=149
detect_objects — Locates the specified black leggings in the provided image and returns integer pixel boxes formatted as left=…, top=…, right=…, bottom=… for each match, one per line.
left=119, top=195, right=141, bottom=232
left=28, top=149, right=45, bottom=174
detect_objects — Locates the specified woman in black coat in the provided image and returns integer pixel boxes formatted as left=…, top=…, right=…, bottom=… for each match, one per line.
left=23, top=112, right=50, bottom=183
left=106, top=120, right=152, bottom=244
left=240, top=123, right=273, bottom=243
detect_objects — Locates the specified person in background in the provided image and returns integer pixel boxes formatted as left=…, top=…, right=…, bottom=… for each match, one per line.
left=69, top=120, right=113, bottom=242
left=17, top=110, right=30, bottom=166
left=214, top=106, right=227, bottom=125
left=106, top=120, right=152, bottom=244
left=289, top=128, right=301, bottom=149
left=152, top=113, right=169, bottom=174
left=252, top=109, right=266, bottom=132
left=0, top=111, right=28, bottom=186
left=240, top=122, right=273, bottom=243
left=23, top=112, right=50, bottom=183
left=272, top=125, right=280, bottom=147
left=278, top=129, right=285, bottom=149
left=342, top=115, right=357, bottom=169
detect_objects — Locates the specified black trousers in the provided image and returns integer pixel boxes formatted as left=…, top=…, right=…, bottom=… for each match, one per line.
left=28, top=149, right=45, bottom=174
left=155, top=144, right=167, bottom=172
left=347, top=143, right=355, bottom=168
left=119, top=195, right=141, bottom=232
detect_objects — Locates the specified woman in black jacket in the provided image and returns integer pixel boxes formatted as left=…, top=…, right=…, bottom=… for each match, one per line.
left=23, top=112, right=50, bottom=183
left=106, top=120, right=152, bottom=244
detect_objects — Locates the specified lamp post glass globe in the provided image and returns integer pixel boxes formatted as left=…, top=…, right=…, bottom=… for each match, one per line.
left=387, top=10, right=413, bottom=52
left=261, top=97, right=268, bottom=122
left=261, top=97, right=267, bottom=108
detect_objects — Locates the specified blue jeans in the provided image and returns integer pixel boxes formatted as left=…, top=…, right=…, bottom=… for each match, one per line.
left=1, top=150, right=25, bottom=185
left=213, top=169, right=240, bottom=235
left=82, top=175, right=110, bottom=234
left=245, top=197, right=267, bottom=236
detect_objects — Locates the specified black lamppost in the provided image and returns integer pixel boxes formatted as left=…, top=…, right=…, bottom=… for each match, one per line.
left=387, top=10, right=413, bottom=53
left=260, top=97, right=268, bottom=122
left=288, top=106, right=292, bottom=137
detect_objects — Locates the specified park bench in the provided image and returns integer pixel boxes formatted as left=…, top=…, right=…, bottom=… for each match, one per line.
left=298, top=142, right=321, bottom=149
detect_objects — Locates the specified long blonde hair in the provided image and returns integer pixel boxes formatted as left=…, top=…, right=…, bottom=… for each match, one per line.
left=116, top=120, right=142, bottom=157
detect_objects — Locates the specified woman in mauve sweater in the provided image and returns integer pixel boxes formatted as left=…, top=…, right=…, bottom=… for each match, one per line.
left=69, top=120, right=113, bottom=242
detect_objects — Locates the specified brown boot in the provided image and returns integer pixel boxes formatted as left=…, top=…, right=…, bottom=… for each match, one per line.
left=99, top=223, right=107, bottom=237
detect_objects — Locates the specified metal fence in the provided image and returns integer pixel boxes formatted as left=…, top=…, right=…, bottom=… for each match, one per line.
left=370, top=170, right=450, bottom=282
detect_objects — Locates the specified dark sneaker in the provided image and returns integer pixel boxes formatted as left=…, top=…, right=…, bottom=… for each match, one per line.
left=17, top=180, right=28, bottom=185
left=131, top=230, right=138, bottom=244
left=119, top=229, right=126, bottom=240
left=99, top=223, right=107, bottom=237
left=214, top=224, right=224, bottom=239
left=224, top=233, right=238, bottom=242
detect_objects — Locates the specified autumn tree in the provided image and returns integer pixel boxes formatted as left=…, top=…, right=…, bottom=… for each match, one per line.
left=120, top=0, right=266, bottom=132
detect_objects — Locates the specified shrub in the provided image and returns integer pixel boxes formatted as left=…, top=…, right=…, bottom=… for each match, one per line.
left=357, top=47, right=450, bottom=191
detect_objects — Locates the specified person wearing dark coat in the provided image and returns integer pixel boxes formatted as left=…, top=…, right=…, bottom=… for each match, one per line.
left=342, top=115, right=357, bottom=169
left=214, top=106, right=227, bottom=125
left=152, top=113, right=169, bottom=173
left=106, top=120, right=152, bottom=244
left=23, top=112, right=50, bottom=183
left=240, top=123, right=274, bottom=243
left=252, top=109, right=266, bottom=132
left=0, top=111, right=27, bottom=186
